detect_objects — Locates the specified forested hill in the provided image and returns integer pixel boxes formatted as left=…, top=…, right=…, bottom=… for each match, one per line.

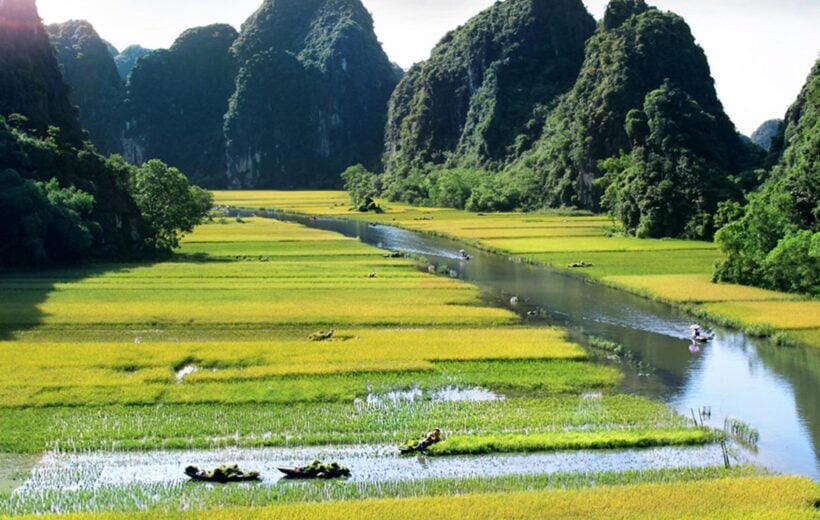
left=47, top=20, right=125, bottom=155
left=124, top=24, right=239, bottom=188
left=383, top=0, right=595, bottom=176
left=224, top=0, right=399, bottom=189
left=508, top=0, right=755, bottom=214
left=0, top=0, right=82, bottom=142
left=715, top=58, right=819, bottom=295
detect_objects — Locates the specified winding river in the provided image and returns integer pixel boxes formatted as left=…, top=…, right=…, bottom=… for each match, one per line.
left=262, top=211, right=820, bottom=479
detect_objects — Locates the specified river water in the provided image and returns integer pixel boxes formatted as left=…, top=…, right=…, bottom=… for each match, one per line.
left=263, top=212, right=819, bottom=479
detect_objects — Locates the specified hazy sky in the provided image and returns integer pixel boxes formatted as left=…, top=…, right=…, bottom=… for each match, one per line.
left=37, top=0, right=819, bottom=135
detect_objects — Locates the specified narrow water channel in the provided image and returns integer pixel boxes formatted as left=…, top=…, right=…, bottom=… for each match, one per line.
left=260, top=212, right=820, bottom=479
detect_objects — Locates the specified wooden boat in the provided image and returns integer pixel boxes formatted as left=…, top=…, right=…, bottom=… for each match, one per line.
left=184, top=465, right=260, bottom=483
left=277, top=461, right=351, bottom=479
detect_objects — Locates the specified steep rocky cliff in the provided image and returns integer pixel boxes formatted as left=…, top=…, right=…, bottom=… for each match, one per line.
left=384, top=0, right=595, bottom=176
left=125, top=24, right=238, bottom=187
left=224, top=0, right=398, bottom=188
left=47, top=20, right=125, bottom=154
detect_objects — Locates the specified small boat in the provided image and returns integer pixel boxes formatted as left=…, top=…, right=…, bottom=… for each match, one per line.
left=277, top=460, right=350, bottom=479
left=458, top=249, right=472, bottom=261
left=185, top=465, right=260, bottom=483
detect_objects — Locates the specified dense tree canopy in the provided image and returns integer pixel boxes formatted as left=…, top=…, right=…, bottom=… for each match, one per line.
left=714, top=59, right=819, bottom=295
left=0, top=169, right=99, bottom=266
left=129, top=160, right=213, bottom=251
left=47, top=20, right=125, bottom=154
left=598, top=83, right=743, bottom=239
left=224, top=0, right=398, bottom=189
left=125, top=24, right=238, bottom=188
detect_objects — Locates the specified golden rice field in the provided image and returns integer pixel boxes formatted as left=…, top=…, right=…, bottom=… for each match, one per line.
left=23, top=476, right=818, bottom=519
left=211, top=191, right=819, bottom=348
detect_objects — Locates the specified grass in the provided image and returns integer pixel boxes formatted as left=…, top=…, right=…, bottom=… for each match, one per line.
left=428, top=429, right=717, bottom=455
left=211, top=191, right=819, bottom=348
left=14, top=475, right=817, bottom=519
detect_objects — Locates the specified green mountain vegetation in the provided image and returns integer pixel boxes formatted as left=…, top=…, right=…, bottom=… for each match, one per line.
left=114, top=44, right=152, bottom=81
left=382, top=0, right=595, bottom=189
left=714, top=59, right=819, bottom=295
left=379, top=0, right=757, bottom=225
left=47, top=20, right=125, bottom=154
left=507, top=0, right=755, bottom=213
left=0, top=0, right=210, bottom=266
left=125, top=24, right=238, bottom=188
left=224, top=0, right=399, bottom=189
left=597, top=82, right=750, bottom=240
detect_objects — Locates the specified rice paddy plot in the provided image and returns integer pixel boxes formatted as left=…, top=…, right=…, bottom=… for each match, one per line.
left=0, top=395, right=693, bottom=453
left=528, top=249, right=723, bottom=277
left=481, top=237, right=718, bottom=255
left=0, top=199, right=771, bottom=516
left=700, top=300, right=820, bottom=331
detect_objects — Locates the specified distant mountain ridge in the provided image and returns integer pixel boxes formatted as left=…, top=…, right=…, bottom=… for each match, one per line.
left=114, top=45, right=153, bottom=81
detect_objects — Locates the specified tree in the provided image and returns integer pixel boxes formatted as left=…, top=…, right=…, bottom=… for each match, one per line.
left=0, top=169, right=99, bottom=266
left=598, top=83, right=740, bottom=239
left=341, top=164, right=381, bottom=211
left=130, top=160, right=213, bottom=251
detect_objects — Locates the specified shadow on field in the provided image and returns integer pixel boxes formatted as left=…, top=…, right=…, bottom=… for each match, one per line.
left=0, top=262, right=149, bottom=341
